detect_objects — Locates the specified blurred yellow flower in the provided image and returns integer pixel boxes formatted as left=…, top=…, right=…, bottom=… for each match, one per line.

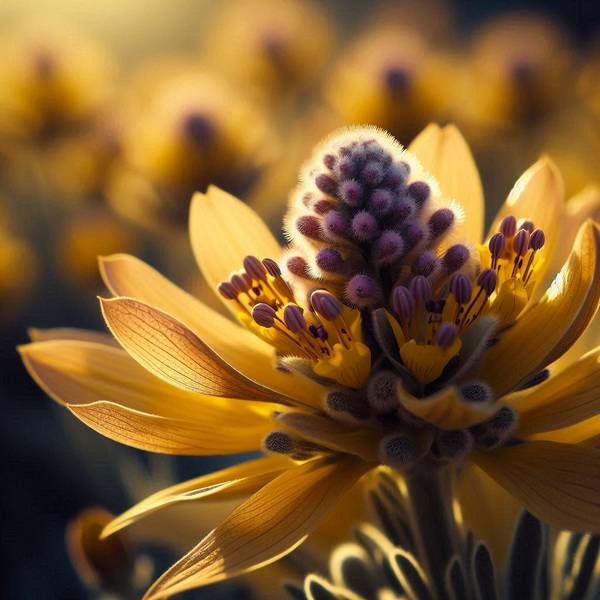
left=20, top=124, right=600, bottom=599
left=107, top=71, right=275, bottom=228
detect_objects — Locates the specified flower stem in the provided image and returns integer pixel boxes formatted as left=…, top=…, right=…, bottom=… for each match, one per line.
left=404, top=465, right=461, bottom=599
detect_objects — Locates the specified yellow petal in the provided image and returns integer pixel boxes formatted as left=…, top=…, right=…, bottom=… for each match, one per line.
left=478, top=220, right=600, bottom=396
left=398, top=385, right=497, bottom=430
left=512, top=346, right=600, bottom=436
left=473, top=441, right=600, bottom=532
left=189, top=186, right=281, bottom=311
left=399, top=338, right=462, bottom=385
left=103, top=455, right=291, bottom=538
left=99, top=254, right=326, bottom=409
left=28, top=327, right=118, bottom=346
left=456, top=464, right=522, bottom=565
left=488, top=156, right=565, bottom=292
left=19, top=340, right=274, bottom=454
left=277, top=411, right=378, bottom=460
left=409, top=124, right=484, bottom=243
left=99, top=296, right=289, bottom=404
left=529, top=415, right=600, bottom=448
left=143, top=457, right=369, bottom=599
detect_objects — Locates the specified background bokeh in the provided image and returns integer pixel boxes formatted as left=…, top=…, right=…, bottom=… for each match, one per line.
left=1, top=0, right=599, bottom=598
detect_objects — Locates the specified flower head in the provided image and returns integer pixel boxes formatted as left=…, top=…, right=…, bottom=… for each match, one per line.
left=20, top=124, right=600, bottom=599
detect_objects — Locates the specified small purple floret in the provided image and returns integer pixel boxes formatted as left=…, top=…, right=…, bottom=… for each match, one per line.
left=316, top=248, right=344, bottom=273
left=477, top=268, right=498, bottom=295
left=407, top=181, right=430, bottom=206
left=252, top=303, right=276, bottom=328
left=296, top=215, right=322, bottom=240
left=500, top=215, right=517, bottom=237
left=412, top=251, right=438, bottom=277
left=346, top=274, right=380, bottom=307
left=428, top=208, right=455, bottom=239
left=283, top=304, right=306, bottom=333
left=374, top=230, right=405, bottom=264
left=315, top=173, right=337, bottom=195
left=310, top=290, right=342, bottom=320
left=449, top=273, right=472, bottom=304
left=391, top=285, right=414, bottom=321
left=443, top=244, right=470, bottom=273
left=352, top=211, right=378, bottom=241
left=338, top=179, right=364, bottom=206
left=369, top=188, right=394, bottom=214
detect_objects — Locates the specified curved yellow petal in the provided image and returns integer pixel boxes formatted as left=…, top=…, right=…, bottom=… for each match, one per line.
left=99, top=254, right=326, bottom=409
left=103, top=455, right=292, bottom=538
left=473, top=441, right=600, bottom=533
left=478, top=220, right=600, bottom=396
left=529, top=415, right=600, bottom=448
left=28, top=327, right=118, bottom=346
left=189, top=186, right=281, bottom=311
left=99, top=296, right=291, bottom=405
left=456, top=464, right=522, bottom=565
left=488, top=156, right=565, bottom=292
left=512, top=346, right=600, bottom=436
left=18, top=340, right=274, bottom=454
left=143, top=457, right=370, bottom=599
left=398, top=386, right=498, bottom=430
left=409, top=123, right=484, bottom=243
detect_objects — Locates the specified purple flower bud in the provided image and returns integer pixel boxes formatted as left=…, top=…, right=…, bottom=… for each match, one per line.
left=460, top=382, right=492, bottom=403
left=374, top=230, right=405, bottom=264
left=407, top=181, right=430, bottom=206
left=338, top=179, right=363, bottom=206
left=296, top=215, right=322, bottom=240
left=385, top=161, right=410, bottom=187
left=488, top=232, right=505, bottom=258
left=315, top=173, right=337, bottom=195
left=391, top=198, right=413, bottom=224
left=252, top=303, right=276, bottom=328
left=322, top=153, right=336, bottom=169
left=409, top=275, right=432, bottom=302
left=519, top=219, right=534, bottom=233
left=313, top=198, right=335, bottom=214
left=283, top=304, right=306, bottom=333
left=529, top=228, right=545, bottom=250
left=243, top=255, right=267, bottom=281
left=512, top=229, right=530, bottom=257
left=323, top=211, right=350, bottom=240
left=217, top=281, right=237, bottom=300
left=310, top=289, right=342, bottom=320
left=412, top=251, right=439, bottom=277
left=477, top=268, right=497, bottom=295
left=230, top=273, right=250, bottom=294
left=367, top=370, right=399, bottom=414
left=449, top=273, right=472, bottom=304
left=352, top=211, right=378, bottom=241
left=391, top=286, right=414, bottom=321
left=379, top=434, right=416, bottom=467
left=263, top=431, right=294, bottom=454
left=262, top=257, right=281, bottom=277
left=434, top=322, right=458, bottom=348
left=346, top=274, right=380, bottom=307
left=369, top=189, right=394, bottom=214
left=362, top=161, right=385, bottom=186
left=500, top=215, right=517, bottom=237
left=428, top=208, right=455, bottom=239
left=443, top=244, right=470, bottom=273
left=336, top=157, right=355, bottom=179
left=287, top=256, right=311, bottom=278
left=316, top=248, right=344, bottom=273
left=403, top=222, right=425, bottom=250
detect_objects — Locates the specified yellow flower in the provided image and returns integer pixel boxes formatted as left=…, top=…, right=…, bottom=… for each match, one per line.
left=20, top=124, right=600, bottom=599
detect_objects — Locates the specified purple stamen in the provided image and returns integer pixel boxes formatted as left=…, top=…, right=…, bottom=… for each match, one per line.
left=310, top=289, right=343, bottom=320
left=512, top=229, right=530, bottom=257
left=409, top=275, right=432, bottom=303
left=391, top=285, right=414, bottom=321
left=403, top=222, right=425, bottom=250
left=323, top=211, right=350, bottom=240
left=434, top=322, right=458, bottom=348
left=313, top=198, right=335, bottom=214
left=369, top=189, right=394, bottom=214
left=477, top=268, right=497, bottom=295
left=519, top=220, right=534, bottom=233
left=252, top=303, right=276, bottom=328
left=362, top=161, right=385, bottom=186
left=322, top=154, right=336, bottom=169
left=217, top=281, right=237, bottom=300
left=243, top=255, right=268, bottom=281
left=230, top=273, right=250, bottom=294
left=488, top=233, right=505, bottom=259
left=262, top=258, right=281, bottom=277
left=500, top=215, right=517, bottom=237
left=287, top=256, right=311, bottom=278
left=283, top=304, right=306, bottom=333
left=529, top=228, right=545, bottom=250
left=449, top=273, right=472, bottom=304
